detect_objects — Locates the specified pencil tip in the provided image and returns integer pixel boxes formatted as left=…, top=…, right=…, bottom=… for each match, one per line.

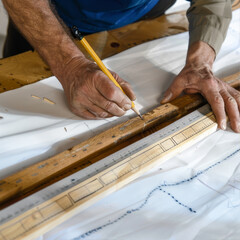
left=132, top=106, right=143, bottom=120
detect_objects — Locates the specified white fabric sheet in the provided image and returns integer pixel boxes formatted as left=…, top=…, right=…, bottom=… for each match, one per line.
left=0, top=8, right=239, bottom=240
left=42, top=129, right=240, bottom=240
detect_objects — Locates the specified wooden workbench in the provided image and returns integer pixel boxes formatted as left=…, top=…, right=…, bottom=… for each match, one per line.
left=0, top=11, right=189, bottom=92
left=0, top=0, right=239, bottom=92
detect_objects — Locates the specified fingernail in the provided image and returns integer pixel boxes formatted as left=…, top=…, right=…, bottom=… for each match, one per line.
left=221, top=121, right=226, bottom=130
left=123, top=104, right=131, bottom=111
left=162, top=92, right=172, bottom=103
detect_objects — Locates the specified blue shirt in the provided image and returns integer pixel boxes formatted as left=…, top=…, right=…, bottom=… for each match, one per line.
left=51, top=0, right=159, bottom=33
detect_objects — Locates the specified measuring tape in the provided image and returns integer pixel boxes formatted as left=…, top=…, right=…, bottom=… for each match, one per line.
left=0, top=104, right=218, bottom=240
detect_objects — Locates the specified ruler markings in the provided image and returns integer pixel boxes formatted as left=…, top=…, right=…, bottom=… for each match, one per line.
left=0, top=105, right=217, bottom=240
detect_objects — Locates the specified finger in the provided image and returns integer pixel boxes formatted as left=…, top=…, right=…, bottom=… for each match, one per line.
left=71, top=107, right=98, bottom=120
left=89, top=92, right=126, bottom=117
left=161, top=76, right=185, bottom=104
left=71, top=97, right=114, bottom=118
left=204, top=90, right=226, bottom=130
left=221, top=89, right=240, bottom=133
left=87, top=103, right=114, bottom=118
left=96, top=73, right=132, bottom=110
left=228, top=86, right=240, bottom=111
left=113, top=73, right=136, bottom=101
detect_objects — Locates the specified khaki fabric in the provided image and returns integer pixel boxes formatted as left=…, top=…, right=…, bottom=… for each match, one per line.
left=187, top=0, right=235, bottom=54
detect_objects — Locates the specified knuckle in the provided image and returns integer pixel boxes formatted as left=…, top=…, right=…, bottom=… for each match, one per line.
left=205, top=77, right=215, bottom=85
left=233, top=93, right=240, bottom=102
left=104, top=101, right=115, bottom=112
left=98, top=111, right=108, bottom=118
left=115, top=110, right=125, bottom=117
left=119, top=98, right=130, bottom=108
left=227, top=96, right=235, bottom=103
left=213, top=95, right=223, bottom=105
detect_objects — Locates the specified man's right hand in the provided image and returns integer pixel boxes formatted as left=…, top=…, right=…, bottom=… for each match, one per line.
left=59, top=57, right=136, bottom=119
left=2, top=0, right=136, bottom=119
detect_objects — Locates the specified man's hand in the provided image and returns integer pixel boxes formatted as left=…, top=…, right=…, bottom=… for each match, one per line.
left=162, top=41, right=240, bottom=133
left=59, top=57, right=136, bottom=119
left=2, top=1, right=136, bottom=120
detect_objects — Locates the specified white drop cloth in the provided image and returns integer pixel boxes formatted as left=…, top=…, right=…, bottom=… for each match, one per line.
left=0, top=8, right=239, bottom=240
left=41, top=129, right=240, bottom=240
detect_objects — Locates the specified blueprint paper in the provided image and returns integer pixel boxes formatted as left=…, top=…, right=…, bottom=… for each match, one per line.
left=0, top=8, right=239, bottom=240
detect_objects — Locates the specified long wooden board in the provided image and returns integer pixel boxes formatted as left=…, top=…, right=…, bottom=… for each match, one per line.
left=0, top=108, right=218, bottom=240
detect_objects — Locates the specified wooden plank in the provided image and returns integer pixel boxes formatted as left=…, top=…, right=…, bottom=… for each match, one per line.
left=0, top=110, right=219, bottom=240
left=0, top=51, right=52, bottom=93
left=0, top=72, right=239, bottom=208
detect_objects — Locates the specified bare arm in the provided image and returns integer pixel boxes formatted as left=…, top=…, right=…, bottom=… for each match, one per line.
left=2, top=0, right=82, bottom=77
left=2, top=0, right=135, bottom=119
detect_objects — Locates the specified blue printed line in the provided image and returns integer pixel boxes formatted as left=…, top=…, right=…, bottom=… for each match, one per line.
left=73, top=148, right=240, bottom=240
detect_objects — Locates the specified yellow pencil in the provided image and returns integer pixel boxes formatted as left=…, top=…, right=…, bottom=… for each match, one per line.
left=71, top=26, right=143, bottom=120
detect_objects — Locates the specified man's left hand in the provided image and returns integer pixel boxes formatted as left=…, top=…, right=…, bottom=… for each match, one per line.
left=161, top=41, right=240, bottom=133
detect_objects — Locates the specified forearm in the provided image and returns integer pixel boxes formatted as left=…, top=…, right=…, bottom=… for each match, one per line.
left=187, top=0, right=234, bottom=55
left=2, top=0, right=84, bottom=79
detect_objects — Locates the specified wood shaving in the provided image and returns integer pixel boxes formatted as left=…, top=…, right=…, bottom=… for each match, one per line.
left=31, top=95, right=41, bottom=100
left=43, top=97, right=56, bottom=105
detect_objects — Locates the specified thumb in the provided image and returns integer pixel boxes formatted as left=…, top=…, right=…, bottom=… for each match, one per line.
left=161, top=77, right=184, bottom=104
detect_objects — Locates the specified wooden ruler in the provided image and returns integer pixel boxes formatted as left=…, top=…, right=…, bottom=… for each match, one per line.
left=0, top=104, right=218, bottom=240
